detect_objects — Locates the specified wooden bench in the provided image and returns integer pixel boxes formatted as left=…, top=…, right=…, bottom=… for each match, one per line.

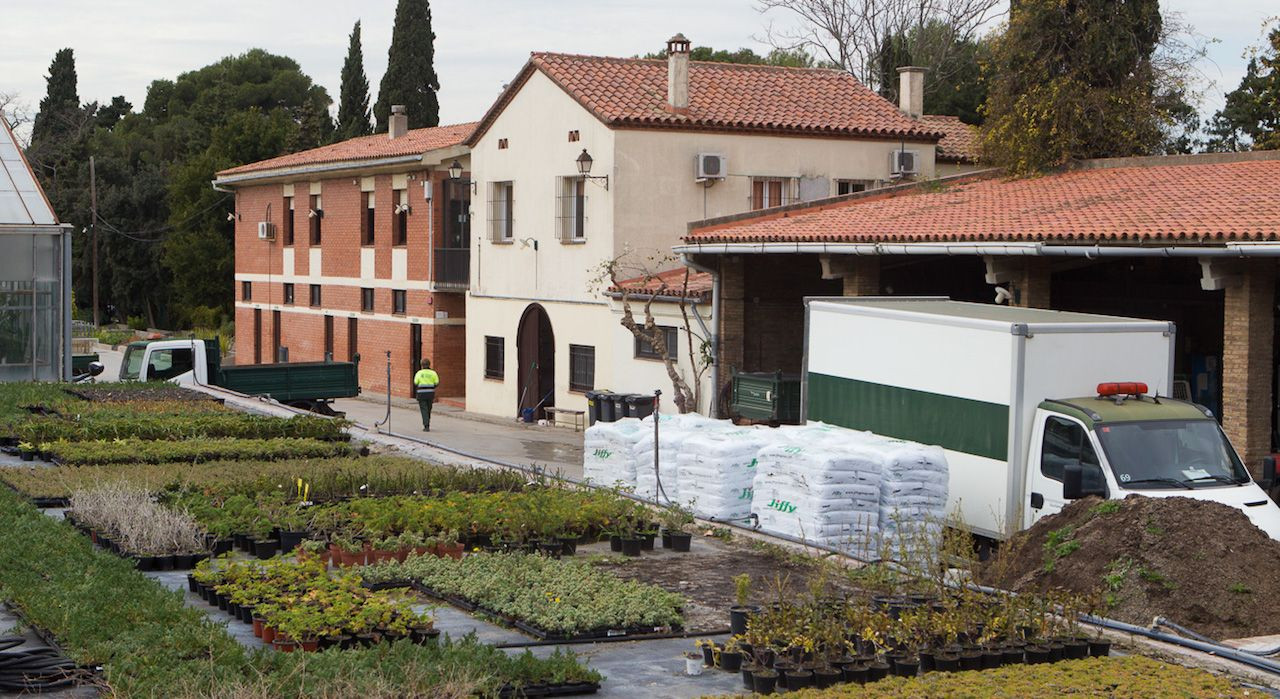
left=544, top=406, right=586, bottom=432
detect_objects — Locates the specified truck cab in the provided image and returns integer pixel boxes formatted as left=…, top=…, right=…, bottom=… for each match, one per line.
left=120, top=339, right=211, bottom=384
left=1025, top=382, right=1280, bottom=539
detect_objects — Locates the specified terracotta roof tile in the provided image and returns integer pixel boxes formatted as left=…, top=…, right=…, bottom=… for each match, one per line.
left=687, top=157, right=1280, bottom=244
left=468, top=53, right=942, bottom=145
left=610, top=267, right=712, bottom=301
left=217, top=122, right=477, bottom=177
left=921, top=115, right=979, bottom=163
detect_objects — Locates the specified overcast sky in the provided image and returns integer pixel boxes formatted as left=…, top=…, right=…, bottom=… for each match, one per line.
left=2, top=0, right=1276, bottom=137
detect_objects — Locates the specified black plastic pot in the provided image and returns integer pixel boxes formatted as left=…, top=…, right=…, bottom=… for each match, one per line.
left=959, top=650, right=982, bottom=671
left=239, top=606, right=255, bottom=624
left=982, top=649, right=1003, bottom=669
left=892, top=658, right=919, bottom=677
left=918, top=650, right=935, bottom=672
left=620, top=537, right=642, bottom=557
left=740, top=665, right=755, bottom=690
left=173, top=553, right=194, bottom=569
left=227, top=602, right=241, bottom=618
left=279, top=530, right=306, bottom=554
left=213, top=538, right=233, bottom=555
left=752, top=670, right=778, bottom=694
left=661, top=532, right=673, bottom=549
left=608, top=535, right=622, bottom=552
left=558, top=537, right=578, bottom=556
left=1024, top=646, right=1051, bottom=664
left=866, top=660, right=890, bottom=682
left=135, top=556, right=157, bottom=572
left=843, top=663, right=869, bottom=684
left=669, top=532, right=692, bottom=552
left=1064, top=640, right=1089, bottom=660
left=253, top=539, right=279, bottom=560
left=538, top=541, right=563, bottom=559
left=933, top=653, right=960, bottom=672
left=638, top=534, right=655, bottom=551
left=234, top=533, right=249, bottom=551
left=156, top=554, right=175, bottom=571
left=1046, top=642, right=1065, bottom=662
left=186, top=574, right=198, bottom=593
left=719, top=650, right=742, bottom=673
left=783, top=669, right=812, bottom=688
left=20, top=451, right=34, bottom=461
left=1088, top=640, right=1111, bottom=657
left=216, top=595, right=228, bottom=611
left=701, top=645, right=716, bottom=667
left=814, top=667, right=840, bottom=689
left=1002, top=647, right=1025, bottom=665
left=729, top=606, right=759, bottom=635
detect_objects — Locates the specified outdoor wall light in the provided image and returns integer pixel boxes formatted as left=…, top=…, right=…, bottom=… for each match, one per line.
left=448, top=160, right=477, bottom=193
left=576, top=149, right=609, bottom=190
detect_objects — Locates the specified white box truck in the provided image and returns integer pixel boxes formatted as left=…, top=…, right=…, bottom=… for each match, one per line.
left=802, top=297, right=1280, bottom=541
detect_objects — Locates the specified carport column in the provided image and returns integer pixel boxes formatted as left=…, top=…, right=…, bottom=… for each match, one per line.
left=1222, top=259, right=1276, bottom=475
left=718, top=256, right=745, bottom=390
left=1014, top=259, right=1051, bottom=309
left=841, top=257, right=881, bottom=296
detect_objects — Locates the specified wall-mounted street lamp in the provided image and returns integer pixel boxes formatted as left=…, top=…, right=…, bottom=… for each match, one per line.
left=448, top=160, right=477, bottom=193
left=576, top=149, right=609, bottom=190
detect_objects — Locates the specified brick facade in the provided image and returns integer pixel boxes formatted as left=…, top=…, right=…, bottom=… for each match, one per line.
left=1013, top=259, right=1051, bottom=309
left=840, top=257, right=881, bottom=297
left=1222, top=260, right=1276, bottom=475
left=232, top=167, right=469, bottom=400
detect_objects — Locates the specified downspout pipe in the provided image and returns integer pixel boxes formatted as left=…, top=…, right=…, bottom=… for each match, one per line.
left=681, top=254, right=720, bottom=416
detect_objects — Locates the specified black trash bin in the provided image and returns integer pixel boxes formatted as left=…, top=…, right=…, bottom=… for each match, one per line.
left=584, top=390, right=603, bottom=426
left=624, top=394, right=656, bottom=419
left=609, top=393, right=629, bottom=420
left=596, top=391, right=617, bottom=423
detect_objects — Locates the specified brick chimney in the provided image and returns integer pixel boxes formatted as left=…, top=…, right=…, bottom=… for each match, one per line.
left=666, top=33, right=691, bottom=115
left=896, top=66, right=926, bottom=119
left=389, top=104, right=408, bottom=139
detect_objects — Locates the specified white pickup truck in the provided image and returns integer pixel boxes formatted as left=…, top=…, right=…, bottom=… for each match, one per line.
left=802, top=297, right=1280, bottom=541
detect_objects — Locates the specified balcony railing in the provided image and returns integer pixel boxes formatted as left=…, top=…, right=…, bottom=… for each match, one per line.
left=434, top=248, right=470, bottom=289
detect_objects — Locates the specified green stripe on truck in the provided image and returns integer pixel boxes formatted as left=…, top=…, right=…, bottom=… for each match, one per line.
left=806, top=373, right=1009, bottom=460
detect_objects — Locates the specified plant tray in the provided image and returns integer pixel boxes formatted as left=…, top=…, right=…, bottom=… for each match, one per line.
left=496, top=681, right=600, bottom=698
left=410, top=582, right=681, bottom=642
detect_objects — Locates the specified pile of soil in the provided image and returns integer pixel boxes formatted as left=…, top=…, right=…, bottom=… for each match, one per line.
left=979, top=495, right=1280, bottom=640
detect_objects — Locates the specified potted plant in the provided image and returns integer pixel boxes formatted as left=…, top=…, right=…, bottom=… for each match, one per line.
left=17, top=441, right=35, bottom=461
left=719, top=636, right=744, bottom=673
left=729, top=573, right=760, bottom=636
left=659, top=502, right=694, bottom=552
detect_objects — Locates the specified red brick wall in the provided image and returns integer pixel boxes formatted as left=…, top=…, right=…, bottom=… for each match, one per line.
left=232, top=168, right=467, bottom=400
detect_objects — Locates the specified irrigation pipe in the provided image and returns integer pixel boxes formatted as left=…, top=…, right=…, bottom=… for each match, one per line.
left=1154, top=617, right=1280, bottom=658
left=203, top=390, right=1280, bottom=677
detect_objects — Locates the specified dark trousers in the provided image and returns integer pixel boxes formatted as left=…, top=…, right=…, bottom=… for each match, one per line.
left=416, top=389, right=435, bottom=430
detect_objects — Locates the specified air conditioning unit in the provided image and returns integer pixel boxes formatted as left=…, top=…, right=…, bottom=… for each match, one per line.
left=257, top=222, right=276, bottom=240
left=890, top=150, right=919, bottom=176
left=695, top=153, right=727, bottom=180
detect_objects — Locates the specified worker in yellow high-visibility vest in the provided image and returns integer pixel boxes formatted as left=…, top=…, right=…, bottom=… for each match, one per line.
left=413, top=359, right=440, bottom=431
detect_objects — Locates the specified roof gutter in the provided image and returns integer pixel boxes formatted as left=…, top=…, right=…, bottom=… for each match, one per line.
left=672, top=241, right=1280, bottom=258
left=213, top=154, right=425, bottom=188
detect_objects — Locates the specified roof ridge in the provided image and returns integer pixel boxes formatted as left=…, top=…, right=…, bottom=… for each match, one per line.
left=533, top=51, right=849, bottom=74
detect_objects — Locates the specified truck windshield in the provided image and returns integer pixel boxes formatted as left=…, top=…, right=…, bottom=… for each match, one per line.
left=120, top=346, right=144, bottom=381
left=1096, top=420, right=1250, bottom=489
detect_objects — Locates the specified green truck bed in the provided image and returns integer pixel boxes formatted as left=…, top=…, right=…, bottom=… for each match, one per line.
left=217, top=361, right=360, bottom=402
left=730, top=370, right=802, bottom=424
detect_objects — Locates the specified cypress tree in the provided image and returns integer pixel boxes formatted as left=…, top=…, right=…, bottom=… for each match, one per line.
left=336, top=21, right=373, bottom=140
left=373, top=0, right=440, bottom=131
left=31, top=48, right=80, bottom=148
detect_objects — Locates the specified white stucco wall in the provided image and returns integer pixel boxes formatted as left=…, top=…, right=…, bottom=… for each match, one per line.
left=465, top=66, right=941, bottom=418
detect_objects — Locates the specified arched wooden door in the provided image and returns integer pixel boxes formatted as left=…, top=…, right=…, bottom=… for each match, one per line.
left=516, top=304, right=555, bottom=419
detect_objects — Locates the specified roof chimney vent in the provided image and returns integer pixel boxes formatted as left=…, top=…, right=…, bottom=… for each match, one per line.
left=896, top=66, right=926, bottom=119
left=389, top=104, right=408, bottom=140
left=666, top=33, right=691, bottom=115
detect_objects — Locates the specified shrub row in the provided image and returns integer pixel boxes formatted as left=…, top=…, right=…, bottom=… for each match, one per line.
left=782, top=655, right=1248, bottom=697
left=38, top=437, right=355, bottom=466
left=0, top=485, right=602, bottom=697
left=363, top=552, right=686, bottom=636
left=18, top=411, right=347, bottom=444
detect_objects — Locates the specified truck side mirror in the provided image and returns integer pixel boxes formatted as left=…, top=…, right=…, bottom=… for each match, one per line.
left=1262, top=456, right=1276, bottom=491
left=1063, top=462, right=1107, bottom=500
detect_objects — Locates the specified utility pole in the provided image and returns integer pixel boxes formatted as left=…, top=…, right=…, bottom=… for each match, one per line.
left=89, top=155, right=99, bottom=327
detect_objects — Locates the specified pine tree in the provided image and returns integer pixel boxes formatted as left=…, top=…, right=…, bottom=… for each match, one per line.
left=336, top=21, right=373, bottom=140
left=373, top=0, right=440, bottom=131
left=31, top=48, right=80, bottom=148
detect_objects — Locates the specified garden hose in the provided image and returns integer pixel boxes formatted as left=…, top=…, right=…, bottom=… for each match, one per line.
left=0, top=636, right=83, bottom=692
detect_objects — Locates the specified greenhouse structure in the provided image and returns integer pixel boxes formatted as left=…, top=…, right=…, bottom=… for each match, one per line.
left=0, top=118, right=72, bottom=382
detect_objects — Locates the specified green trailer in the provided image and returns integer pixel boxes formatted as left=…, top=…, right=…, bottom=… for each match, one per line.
left=71, top=353, right=100, bottom=377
